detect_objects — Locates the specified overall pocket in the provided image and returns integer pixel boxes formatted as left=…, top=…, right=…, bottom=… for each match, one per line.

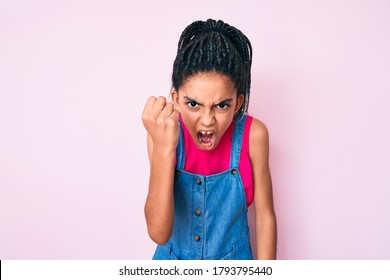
left=219, top=235, right=253, bottom=260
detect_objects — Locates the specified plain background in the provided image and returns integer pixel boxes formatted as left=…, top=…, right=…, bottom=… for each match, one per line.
left=1, top=0, right=389, bottom=259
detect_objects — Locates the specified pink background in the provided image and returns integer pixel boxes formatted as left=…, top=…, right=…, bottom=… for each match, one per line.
left=1, top=0, right=389, bottom=259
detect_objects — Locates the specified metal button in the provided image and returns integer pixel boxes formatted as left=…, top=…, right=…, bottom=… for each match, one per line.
left=175, top=170, right=180, bottom=177
left=194, top=235, right=200, bottom=241
left=231, top=169, right=237, bottom=175
left=195, top=209, right=201, bottom=216
left=196, top=178, right=202, bottom=185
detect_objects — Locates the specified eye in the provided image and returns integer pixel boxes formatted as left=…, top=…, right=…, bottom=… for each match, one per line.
left=187, top=101, right=198, bottom=108
left=216, top=103, right=230, bottom=109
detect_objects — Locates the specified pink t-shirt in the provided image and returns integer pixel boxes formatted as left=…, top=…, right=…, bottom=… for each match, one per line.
left=180, top=115, right=254, bottom=207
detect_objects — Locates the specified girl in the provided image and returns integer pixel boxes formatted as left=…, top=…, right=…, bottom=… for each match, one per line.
left=142, top=19, right=277, bottom=260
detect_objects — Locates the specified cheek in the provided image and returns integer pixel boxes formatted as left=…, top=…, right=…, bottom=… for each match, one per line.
left=216, top=115, right=234, bottom=133
left=180, top=112, right=197, bottom=129
left=216, top=112, right=234, bottom=124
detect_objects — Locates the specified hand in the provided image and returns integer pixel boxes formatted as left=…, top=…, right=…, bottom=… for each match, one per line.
left=142, top=96, right=180, bottom=151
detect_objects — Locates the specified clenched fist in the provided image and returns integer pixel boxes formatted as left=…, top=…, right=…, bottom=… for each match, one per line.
left=142, top=96, right=180, bottom=151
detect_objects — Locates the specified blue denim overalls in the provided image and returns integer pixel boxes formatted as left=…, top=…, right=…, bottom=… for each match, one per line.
left=152, top=114, right=253, bottom=260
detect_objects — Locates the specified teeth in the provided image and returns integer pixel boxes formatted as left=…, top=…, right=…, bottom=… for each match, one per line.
left=200, top=131, right=213, bottom=134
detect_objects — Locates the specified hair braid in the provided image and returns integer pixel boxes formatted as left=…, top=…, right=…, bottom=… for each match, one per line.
left=177, top=21, right=205, bottom=53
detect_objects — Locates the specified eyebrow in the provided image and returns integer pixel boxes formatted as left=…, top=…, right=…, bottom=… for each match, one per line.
left=183, top=96, right=234, bottom=106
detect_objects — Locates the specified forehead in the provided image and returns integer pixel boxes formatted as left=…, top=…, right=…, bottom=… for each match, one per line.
left=178, top=72, right=237, bottom=102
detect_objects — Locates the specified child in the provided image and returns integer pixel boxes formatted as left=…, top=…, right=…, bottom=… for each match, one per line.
left=142, top=19, right=277, bottom=260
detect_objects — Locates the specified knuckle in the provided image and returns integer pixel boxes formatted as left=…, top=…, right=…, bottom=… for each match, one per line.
left=148, top=96, right=157, bottom=102
left=146, top=96, right=157, bottom=106
left=156, top=96, right=167, bottom=104
left=171, top=110, right=180, bottom=119
left=156, top=117, right=165, bottom=126
left=165, top=102, right=174, bottom=110
left=167, top=117, right=178, bottom=127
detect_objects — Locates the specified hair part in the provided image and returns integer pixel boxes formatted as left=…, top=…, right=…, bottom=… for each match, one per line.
left=172, top=19, right=253, bottom=113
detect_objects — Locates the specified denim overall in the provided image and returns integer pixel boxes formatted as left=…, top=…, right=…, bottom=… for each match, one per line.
left=152, top=114, right=253, bottom=260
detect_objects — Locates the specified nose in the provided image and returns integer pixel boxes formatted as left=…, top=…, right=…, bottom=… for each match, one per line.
left=200, top=108, right=215, bottom=127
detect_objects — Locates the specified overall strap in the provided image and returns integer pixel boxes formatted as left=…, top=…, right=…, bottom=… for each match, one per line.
left=229, top=114, right=247, bottom=169
left=176, top=119, right=185, bottom=170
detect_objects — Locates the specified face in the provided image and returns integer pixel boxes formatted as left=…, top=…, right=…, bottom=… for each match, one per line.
left=172, top=72, right=244, bottom=151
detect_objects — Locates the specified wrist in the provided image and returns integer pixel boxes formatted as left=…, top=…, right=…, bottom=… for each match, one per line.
left=152, top=146, right=176, bottom=159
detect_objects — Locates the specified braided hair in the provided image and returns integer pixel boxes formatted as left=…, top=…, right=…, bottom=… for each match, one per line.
left=172, top=19, right=253, bottom=113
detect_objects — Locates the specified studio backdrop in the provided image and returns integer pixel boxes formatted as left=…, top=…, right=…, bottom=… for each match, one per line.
left=1, top=0, right=389, bottom=259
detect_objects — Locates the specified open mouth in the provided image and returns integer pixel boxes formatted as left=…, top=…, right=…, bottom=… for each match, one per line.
left=197, top=130, right=215, bottom=149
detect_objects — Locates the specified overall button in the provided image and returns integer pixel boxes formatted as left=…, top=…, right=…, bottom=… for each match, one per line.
left=175, top=170, right=180, bottom=177
left=196, top=178, right=202, bottom=185
left=231, top=169, right=237, bottom=175
left=195, top=209, right=201, bottom=216
left=194, top=235, right=201, bottom=241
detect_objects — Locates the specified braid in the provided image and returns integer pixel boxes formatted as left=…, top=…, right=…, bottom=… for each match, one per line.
left=224, top=25, right=253, bottom=112
left=177, top=21, right=205, bottom=52
left=172, top=19, right=253, bottom=113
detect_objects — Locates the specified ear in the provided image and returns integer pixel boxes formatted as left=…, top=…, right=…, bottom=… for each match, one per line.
left=171, top=90, right=180, bottom=112
left=234, top=94, right=245, bottom=114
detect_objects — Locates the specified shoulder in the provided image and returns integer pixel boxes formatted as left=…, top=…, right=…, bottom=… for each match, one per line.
left=249, top=117, right=269, bottom=144
left=248, top=117, right=269, bottom=160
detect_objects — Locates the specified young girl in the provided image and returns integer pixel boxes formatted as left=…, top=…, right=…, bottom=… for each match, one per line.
left=142, top=19, right=277, bottom=260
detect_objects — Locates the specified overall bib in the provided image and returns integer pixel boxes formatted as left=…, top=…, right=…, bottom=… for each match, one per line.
left=152, top=114, right=253, bottom=260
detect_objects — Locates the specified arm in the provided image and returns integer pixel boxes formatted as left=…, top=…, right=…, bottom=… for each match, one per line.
left=142, top=96, right=179, bottom=245
left=249, top=118, right=277, bottom=259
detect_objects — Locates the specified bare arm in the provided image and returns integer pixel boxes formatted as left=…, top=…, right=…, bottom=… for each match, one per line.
left=249, top=118, right=277, bottom=259
left=142, top=96, right=179, bottom=245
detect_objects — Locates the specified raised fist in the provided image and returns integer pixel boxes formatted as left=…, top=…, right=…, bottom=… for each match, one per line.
left=142, top=96, right=180, bottom=151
